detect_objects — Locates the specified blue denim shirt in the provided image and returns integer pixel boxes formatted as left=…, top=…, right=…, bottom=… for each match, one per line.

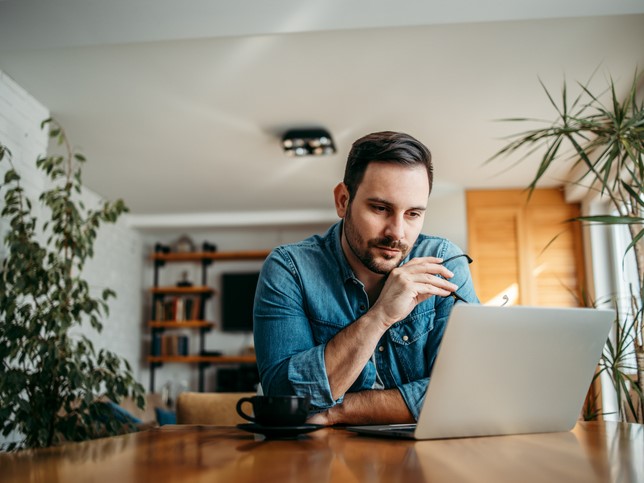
left=253, top=221, right=479, bottom=420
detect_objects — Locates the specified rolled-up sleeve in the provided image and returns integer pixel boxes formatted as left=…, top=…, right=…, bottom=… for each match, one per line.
left=398, top=378, right=430, bottom=420
left=253, top=248, right=340, bottom=410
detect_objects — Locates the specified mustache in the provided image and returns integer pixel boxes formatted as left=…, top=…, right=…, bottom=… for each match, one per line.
left=369, top=237, right=408, bottom=251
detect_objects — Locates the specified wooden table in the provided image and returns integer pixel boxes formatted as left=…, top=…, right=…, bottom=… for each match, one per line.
left=1, top=422, right=642, bottom=482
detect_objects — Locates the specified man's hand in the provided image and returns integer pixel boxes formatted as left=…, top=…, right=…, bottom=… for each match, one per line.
left=371, top=256, right=457, bottom=328
left=324, top=256, right=456, bottom=401
left=306, top=410, right=332, bottom=426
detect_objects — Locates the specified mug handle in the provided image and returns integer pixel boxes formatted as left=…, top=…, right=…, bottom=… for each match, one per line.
left=236, top=397, right=257, bottom=423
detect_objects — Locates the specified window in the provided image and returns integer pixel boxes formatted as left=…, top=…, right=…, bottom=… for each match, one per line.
left=584, top=199, right=641, bottom=420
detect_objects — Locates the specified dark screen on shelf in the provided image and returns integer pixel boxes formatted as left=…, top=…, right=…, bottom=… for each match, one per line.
left=221, top=272, right=260, bottom=332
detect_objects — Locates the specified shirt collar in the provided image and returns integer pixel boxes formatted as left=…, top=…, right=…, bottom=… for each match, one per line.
left=327, top=220, right=359, bottom=284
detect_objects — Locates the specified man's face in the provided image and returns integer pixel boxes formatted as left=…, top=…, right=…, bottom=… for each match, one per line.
left=335, top=162, right=429, bottom=275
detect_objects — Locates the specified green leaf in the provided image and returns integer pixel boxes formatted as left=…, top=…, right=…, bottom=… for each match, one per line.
left=574, top=214, right=644, bottom=225
left=624, top=228, right=644, bottom=258
left=0, top=144, right=12, bottom=160
left=4, top=169, right=20, bottom=184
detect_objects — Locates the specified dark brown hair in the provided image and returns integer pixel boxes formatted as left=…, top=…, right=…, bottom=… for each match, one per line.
left=343, top=131, right=433, bottom=199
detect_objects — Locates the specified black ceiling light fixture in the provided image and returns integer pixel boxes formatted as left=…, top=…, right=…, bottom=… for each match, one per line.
left=281, top=128, right=336, bottom=157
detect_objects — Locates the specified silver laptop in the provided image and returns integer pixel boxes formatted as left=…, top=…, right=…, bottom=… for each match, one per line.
left=346, top=304, right=614, bottom=440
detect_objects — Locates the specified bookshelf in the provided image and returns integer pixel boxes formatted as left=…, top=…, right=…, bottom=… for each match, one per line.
left=147, top=243, right=269, bottom=392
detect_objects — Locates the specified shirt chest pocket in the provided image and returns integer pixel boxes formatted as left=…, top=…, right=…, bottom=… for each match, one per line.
left=310, top=319, right=347, bottom=346
left=387, top=307, right=436, bottom=382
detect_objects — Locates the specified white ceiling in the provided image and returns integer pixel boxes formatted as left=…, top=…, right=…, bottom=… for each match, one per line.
left=1, top=1, right=643, bottom=225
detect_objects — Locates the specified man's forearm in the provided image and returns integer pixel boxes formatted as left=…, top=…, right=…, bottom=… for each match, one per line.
left=327, top=389, right=414, bottom=425
left=324, top=310, right=391, bottom=400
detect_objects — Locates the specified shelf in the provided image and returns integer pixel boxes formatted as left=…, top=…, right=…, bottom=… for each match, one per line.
left=148, top=355, right=257, bottom=364
left=152, top=250, right=270, bottom=263
left=148, top=246, right=267, bottom=392
left=151, top=286, right=214, bottom=295
left=148, top=321, right=215, bottom=329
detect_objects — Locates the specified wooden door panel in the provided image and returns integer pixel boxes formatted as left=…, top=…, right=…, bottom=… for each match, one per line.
left=466, top=189, right=584, bottom=307
left=468, top=205, right=522, bottom=305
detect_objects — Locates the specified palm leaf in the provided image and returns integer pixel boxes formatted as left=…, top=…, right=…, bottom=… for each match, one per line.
left=625, top=229, right=644, bottom=261
left=573, top=215, right=644, bottom=225
left=490, top=71, right=644, bottom=422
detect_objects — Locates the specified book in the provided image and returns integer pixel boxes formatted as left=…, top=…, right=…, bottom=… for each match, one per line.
left=176, top=298, right=184, bottom=322
left=156, top=296, right=202, bottom=322
left=154, top=299, right=164, bottom=321
left=178, top=335, right=189, bottom=356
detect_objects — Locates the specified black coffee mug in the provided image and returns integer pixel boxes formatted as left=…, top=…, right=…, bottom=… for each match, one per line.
left=236, top=395, right=311, bottom=426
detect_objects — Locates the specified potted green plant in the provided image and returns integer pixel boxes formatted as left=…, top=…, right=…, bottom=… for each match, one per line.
left=0, top=119, right=145, bottom=449
left=489, top=72, right=643, bottom=422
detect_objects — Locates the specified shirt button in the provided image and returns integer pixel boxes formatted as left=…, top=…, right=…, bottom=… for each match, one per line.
left=402, top=335, right=409, bottom=342
left=378, top=346, right=384, bottom=352
left=359, top=305, right=366, bottom=311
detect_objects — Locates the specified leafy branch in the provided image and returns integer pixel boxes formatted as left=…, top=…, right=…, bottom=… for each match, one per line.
left=0, top=119, right=144, bottom=449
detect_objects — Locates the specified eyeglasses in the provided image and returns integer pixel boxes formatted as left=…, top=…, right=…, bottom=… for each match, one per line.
left=440, top=254, right=473, bottom=303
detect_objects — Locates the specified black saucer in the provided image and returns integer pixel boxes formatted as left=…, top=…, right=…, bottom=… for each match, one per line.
left=237, top=423, right=324, bottom=439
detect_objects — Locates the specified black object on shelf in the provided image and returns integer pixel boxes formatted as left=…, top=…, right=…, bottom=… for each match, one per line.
left=221, top=272, right=259, bottom=332
left=151, top=333, right=161, bottom=356
left=203, top=241, right=217, bottom=253
left=154, top=243, right=171, bottom=254
left=176, top=271, right=193, bottom=287
left=200, top=350, right=223, bottom=357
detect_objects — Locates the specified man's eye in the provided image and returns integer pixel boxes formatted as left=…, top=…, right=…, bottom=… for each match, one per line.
left=373, top=205, right=387, bottom=212
left=408, top=211, right=422, bottom=218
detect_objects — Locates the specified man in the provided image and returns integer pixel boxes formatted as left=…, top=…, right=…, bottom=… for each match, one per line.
left=253, top=131, right=478, bottom=425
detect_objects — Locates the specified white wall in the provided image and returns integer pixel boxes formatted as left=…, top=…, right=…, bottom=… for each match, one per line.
left=0, top=71, right=144, bottom=437
left=79, top=192, right=144, bottom=379
left=0, top=71, right=50, bottom=256
left=424, top=187, right=468, bottom=251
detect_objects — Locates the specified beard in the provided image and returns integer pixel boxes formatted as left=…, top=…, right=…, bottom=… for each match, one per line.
left=343, top=206, right=410, bottom=275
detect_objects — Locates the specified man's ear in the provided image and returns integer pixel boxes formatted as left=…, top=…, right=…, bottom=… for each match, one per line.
left=333, top=183, right=350, bottom=218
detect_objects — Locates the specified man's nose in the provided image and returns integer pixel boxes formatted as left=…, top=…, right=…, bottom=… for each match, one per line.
left=384, top=214, right=405, bottom=241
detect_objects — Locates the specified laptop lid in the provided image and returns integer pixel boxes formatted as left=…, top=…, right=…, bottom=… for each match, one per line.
left=350, top=304, right=614, bottom=440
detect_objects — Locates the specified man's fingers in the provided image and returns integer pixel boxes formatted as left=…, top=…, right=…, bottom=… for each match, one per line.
left=418, top=274, right=458, bottom=295
left=391, top=268, right=458, bottom=295
left=405, top=256, right=443, bottom=266
left=407, top=283, right=456, bottom=303
left=393, top=259, right=455, bottom=280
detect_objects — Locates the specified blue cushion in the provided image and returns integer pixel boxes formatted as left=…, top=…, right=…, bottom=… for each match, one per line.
left=105, top=401, right=142, bottom=424
left=155, top=407, right=177, bottom=425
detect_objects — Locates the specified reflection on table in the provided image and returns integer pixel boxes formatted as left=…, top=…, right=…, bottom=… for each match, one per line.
left=1, top=421, right=642, bottom=482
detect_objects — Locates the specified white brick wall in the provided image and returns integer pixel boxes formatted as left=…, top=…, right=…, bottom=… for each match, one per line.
left=0, top=71, right=50, bottom=258
left=77, top=189, right=144, bottom=376
left=0, top=71, right=144, bottom=446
